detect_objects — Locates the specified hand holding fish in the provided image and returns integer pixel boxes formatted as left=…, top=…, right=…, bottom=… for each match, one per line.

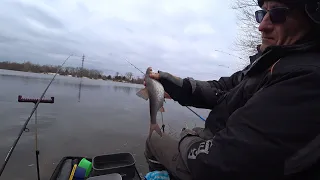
left=137, top=67, right=166, bottom=138
left=148, top=71, right=160, bottom=80
left=143, top=68, right=172, bottom=99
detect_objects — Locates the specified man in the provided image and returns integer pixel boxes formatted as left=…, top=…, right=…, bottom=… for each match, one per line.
left=144, top=0, right=320, bottom=179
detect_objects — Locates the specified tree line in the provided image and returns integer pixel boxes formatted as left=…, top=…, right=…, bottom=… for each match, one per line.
left=0, top=61, right=144, bottom=84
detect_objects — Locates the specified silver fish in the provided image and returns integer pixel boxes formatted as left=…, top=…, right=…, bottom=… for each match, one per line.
left=136, top=67, right=165, bottom=138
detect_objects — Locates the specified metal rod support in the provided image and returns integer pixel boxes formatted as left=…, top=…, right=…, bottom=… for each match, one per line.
left=0, top=54, right=70, bottom=177
left=35, top=107, right=40, bottom=180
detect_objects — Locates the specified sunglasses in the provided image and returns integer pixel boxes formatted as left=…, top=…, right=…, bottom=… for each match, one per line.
left=255, top=7, right=290, bottom=24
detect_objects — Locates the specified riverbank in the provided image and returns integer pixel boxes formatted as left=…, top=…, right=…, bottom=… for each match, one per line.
left=44, top=72, right=136, bottom=83
left=0, top=61, right=144, bottom=84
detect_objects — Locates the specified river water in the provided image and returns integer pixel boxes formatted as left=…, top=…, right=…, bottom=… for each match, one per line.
left=0, top=69, right=208, bottom=180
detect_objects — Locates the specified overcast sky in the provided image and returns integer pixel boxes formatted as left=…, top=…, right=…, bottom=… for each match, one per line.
left=0, top=0, right=255, bottom=80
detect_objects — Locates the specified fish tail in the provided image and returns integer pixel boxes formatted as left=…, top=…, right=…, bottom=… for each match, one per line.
left=149, top=123, right=162, bottom=138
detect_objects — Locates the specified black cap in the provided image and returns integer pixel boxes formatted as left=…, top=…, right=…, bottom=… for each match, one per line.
left=258, top=0, right=315, bottom=7
left=257, top=0, right=320, bottom=24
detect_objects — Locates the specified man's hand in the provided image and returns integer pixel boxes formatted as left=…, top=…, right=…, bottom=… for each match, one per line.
left=143, top=71, right=160, bottom=84
left=180, top=127, right=213, bottom=140
left=149, top=72, right=160, bottom=80
left=180, top=128, right=198, bottom=139
left=192, top=127, right=214, bottom=140
left=164, top=92, right=172, bottom=99
left=144, top=67, right=172, bottom=99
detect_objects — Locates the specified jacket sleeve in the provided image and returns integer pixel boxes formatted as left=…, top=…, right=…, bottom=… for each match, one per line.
left=178, top=68, right=320, bottom=179
left=158, top=69, right=245, bottom=109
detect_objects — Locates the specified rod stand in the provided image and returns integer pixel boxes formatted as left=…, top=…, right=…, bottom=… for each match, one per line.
left=162, top=124, right=165, bottom=133
left=18, top=95, right=54, bottom=104
left=36, top=150, right=40, bottom=180
left=17, top=95, right=55, bottom=180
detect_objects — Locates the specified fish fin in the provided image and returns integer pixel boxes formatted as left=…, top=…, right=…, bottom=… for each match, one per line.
left=159, top=106, right=165, bottom=112
left=149, top=124, right=162, bottom=138
left=136, top=88, right=149, bottom=100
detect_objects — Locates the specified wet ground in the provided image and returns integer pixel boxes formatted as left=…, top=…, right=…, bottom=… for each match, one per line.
left=0, top=69, right=208, bottom=180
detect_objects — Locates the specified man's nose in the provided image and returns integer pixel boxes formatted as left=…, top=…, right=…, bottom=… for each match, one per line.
left=258, top=13, right=273, bottom=32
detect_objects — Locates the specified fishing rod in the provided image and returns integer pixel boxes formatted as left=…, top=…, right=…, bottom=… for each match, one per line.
left=124, top=59, right=206, bottom=122
left=0, top=54, right=73, bottom=178
left=125, top=59, right=145, bottom=75
left=186, top=106, right=206, bottom=122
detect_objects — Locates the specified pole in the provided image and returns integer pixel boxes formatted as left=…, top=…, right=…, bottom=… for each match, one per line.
left=78, top=54, right=85, bottom=102
left=81, top=54, right=85, bottom=71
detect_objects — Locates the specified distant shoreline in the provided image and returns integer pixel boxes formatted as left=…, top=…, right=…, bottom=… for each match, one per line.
left=0, top=61, right=144, bottom=84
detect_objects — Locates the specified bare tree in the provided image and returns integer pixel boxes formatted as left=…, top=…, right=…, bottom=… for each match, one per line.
left=125, top=72, right=133, bottom=80
left=231, top=0, right=261, bottom=58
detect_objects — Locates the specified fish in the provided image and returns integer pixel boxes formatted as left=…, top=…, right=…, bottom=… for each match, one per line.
left=136, top=67, right=165, bottom=138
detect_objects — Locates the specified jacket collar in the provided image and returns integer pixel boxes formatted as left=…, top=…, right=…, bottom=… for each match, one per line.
left=249, top=45, right=263, bottom=64
left=245, top=40, right=320, bottom=76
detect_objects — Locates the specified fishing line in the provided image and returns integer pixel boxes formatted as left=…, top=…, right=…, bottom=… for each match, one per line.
left=213, top=49, right=245, bottom=61
left=125, top=59, right=145, bottom=75
left=160, top=112, right=165, bottom=133
left=0, top=54, right=73, bottom=177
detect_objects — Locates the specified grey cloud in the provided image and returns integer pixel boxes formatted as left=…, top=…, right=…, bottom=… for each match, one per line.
left=0, top=0, right=245, bottom=80
left=13, top=1, right=65, bottom=29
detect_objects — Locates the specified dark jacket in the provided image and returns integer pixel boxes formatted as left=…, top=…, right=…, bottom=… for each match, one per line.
left=159, top=46, right=262, bottom=133
left=158, top=40, right=320, bottom=179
